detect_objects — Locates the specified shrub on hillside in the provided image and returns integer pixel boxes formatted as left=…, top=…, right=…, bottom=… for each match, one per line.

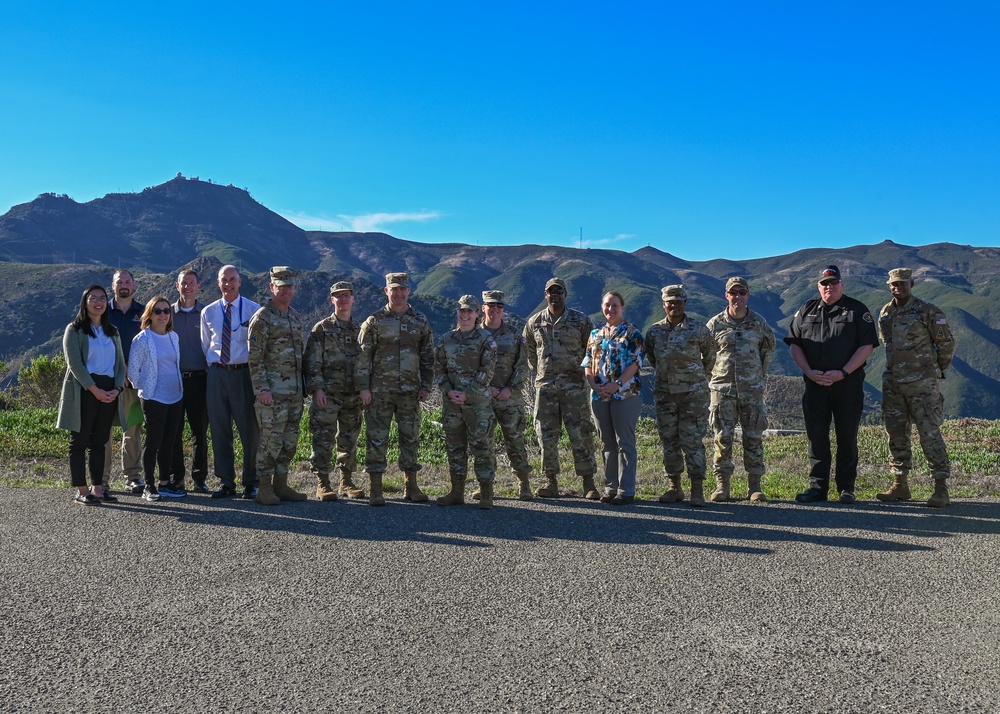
left=17, top=354, right=66, bottom=409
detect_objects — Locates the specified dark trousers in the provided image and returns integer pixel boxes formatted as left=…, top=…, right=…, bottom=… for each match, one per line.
left=171, top=372, right=209, bottom=485
left=141, top=399, right=184, bottom=487
left=207, top=364, right=259, bottom=489
left=69, top=374, right=118, bottom=488
left=803, top=377, right=865, bottom=493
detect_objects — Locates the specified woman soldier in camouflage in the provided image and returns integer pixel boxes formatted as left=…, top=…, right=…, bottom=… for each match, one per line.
left=435, top=295, right=499, bottom=509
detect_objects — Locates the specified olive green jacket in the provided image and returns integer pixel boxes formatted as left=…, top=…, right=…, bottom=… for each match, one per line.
left=56, top=323, right=127, bottom=433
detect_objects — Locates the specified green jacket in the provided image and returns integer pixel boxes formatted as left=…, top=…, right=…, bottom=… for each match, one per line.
left=56, top=323, right=126, bottom=433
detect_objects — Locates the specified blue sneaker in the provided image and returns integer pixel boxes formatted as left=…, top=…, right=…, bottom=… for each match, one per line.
left=158, top=484, right=187, bottom=498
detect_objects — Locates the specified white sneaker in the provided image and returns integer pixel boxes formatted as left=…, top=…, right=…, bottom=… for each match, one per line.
left=142, top=487, right=160, bottom=502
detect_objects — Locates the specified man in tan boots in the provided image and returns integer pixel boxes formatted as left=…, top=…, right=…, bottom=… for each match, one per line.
left=876, top=268, right=956, bottom=508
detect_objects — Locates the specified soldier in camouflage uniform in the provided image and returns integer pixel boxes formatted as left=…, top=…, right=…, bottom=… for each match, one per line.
left=705, top=277, right=776, bottom=502
left=645, top=285, right=718, bottom=507
left=357, top=272, right=435, bottom=506
left=435, top=295, right=498, bottom=509
left=304, top=281, right=365, bottom=502
left=523, top=278, right=599, bottom=499
left=471, top=290, right=534, bottom=501
left=248, top=266, right=308, bottom=506
left=876, top=268, right=956, bottom=508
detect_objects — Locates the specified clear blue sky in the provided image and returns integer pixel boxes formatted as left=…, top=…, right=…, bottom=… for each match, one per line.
left=2, top=2, right=997, bottom=260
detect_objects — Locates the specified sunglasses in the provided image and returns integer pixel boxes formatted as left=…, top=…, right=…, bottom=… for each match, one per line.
left=546, top=288, right=565, bottom=295
left=152, top=308, right=171, bottom=315
left=727, top=290, right=749, bottom=297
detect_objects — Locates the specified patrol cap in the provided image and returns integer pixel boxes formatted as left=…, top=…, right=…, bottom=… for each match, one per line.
left=725, top=277, right=749, bottom=292
left=545, top=278, right=567, bottom=293
left=482, top=290, right=505, bottom=306
left=458, top=294, right=480, bottom=310
left=661, top=284, right=687, bottom=301
left=330, top=281, right=354, bottom=296
left=818, top=265, right=842, bottom=284
left=270, top=266, right=296, bottom=286
left=385, top=272, right=409, bottom=288
left=887, top=268, right=913, bottom=284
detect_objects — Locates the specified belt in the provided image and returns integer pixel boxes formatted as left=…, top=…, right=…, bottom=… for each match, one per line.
left=212, top=363, right=249, bottom=370
left=182, top=370, right=207, bottom=378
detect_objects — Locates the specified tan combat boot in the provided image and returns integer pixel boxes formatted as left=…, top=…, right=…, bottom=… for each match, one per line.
left=689, top=478, right=706, bottom=508
left=710, top=474, right=731, bottom=502
left=927, top=479, right=950, bottom=508
left=436, top=477, right=465, bottom=506
left=478, top=480, right=494, bottom=510
left=315, top=474, right=339, bottom=502
left=369, top=473, right=385, bottom=507
left=273, top=473, right=308, bottom=502
left=256, top=476, right=281, bottom=506
left=339, top=471, right=365, bottom=499
left=658, top=475, right=684, bottom=503
left=747, top=475, right=768, bottom=503
left=516, top=472, right=534, bottom=501
left=402, top=471, right=429, bottom=503
left=535, top=475, right=560, bottom=498
left=876, top=475, right=911, bottom=502
left=582, top=476, right=601, bottom=501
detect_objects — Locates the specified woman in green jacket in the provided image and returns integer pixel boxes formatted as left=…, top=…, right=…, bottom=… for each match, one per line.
left=56, top=285, right=126, bottom=505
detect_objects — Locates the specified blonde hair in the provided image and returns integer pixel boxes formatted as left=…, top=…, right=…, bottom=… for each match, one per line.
left=140, top=296, right=174, bottom=331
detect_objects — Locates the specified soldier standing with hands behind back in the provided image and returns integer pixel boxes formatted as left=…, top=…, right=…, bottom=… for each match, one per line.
left=875, top=268, right=956, bottom=508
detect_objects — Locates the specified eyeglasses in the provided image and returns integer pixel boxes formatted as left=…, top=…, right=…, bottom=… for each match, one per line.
left=152, top=308, right=171, bottom=315
left=86, top=295, right=108, bottom=303
left=727, top=290, right=749, bottom=297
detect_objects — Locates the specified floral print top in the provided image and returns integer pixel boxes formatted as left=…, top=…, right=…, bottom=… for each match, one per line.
left=581, top=321, right=646, bottom=401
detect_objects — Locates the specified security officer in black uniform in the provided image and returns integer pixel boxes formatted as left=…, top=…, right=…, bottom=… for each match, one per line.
left=784, top=265, right=879, bottom=504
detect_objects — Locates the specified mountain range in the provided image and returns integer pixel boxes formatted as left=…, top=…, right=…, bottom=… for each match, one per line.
left=3, top=175, right=999, bottom=420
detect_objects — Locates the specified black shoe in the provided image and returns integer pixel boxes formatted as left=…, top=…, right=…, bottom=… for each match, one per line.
left=126, top=479, right=146, bottom=495
left=611, top=495, right=635, bottom=505
left=192, top=482, right=210, bottom=494
left=241, top=486, right=258, bottom=500
left=795, top=488, right=828, bottom=503
left=839, top=490, right=857, bottom=504
left=211, top=486, right=237, bottom=499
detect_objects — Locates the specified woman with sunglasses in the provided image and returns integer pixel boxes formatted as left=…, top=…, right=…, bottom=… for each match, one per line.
left=57, top=285, right=127, bottom=505
left=128, top=296, right=184, bottom=501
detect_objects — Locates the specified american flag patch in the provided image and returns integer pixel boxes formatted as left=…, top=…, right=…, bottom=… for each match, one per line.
left=936, top=318, right=947, bottom=324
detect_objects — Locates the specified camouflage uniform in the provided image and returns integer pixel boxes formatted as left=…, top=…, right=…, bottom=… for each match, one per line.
left=436, top=326, right=497, bottom=482
left=483, top=317, right=533, bottom=479
left=248, top=297, right=306, bottom=484
left=706, top=307, right=776, bottom=488
left=357, top=305, right=434, bottom=474
left=879, top=289, right=955, bottom=479
left=304, top=312, right=362, bottom=481
left=645, top=310, right=717, bottom=483
left=524, top=303, right=597, bottom=484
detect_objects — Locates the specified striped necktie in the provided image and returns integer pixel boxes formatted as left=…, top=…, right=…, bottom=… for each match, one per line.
left=221, top=302, right=232, bottom=365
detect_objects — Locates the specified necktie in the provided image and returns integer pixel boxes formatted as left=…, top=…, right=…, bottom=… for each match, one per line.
left=221, top=302, right=232, bottom=365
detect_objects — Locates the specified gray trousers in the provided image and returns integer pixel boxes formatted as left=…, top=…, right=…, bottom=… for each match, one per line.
left=207, top=365, right=259, bottom=489
left=591, top=395, right=642, bottom=497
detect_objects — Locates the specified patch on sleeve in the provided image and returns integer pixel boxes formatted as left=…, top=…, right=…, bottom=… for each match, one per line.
left=936, top=318, right=948, bottom=324
left=936, top=328, right=946, bottom=339
left=488, top=340, right=498, bottom=350
left=862, top=312, right=874, bottom=323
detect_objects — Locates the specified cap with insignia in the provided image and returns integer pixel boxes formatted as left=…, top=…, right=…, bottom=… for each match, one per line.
left=330, top=281, right=354, bottom=296
left=270, top=266, right=296, bottom=286
left=385, top=272, right=409, bottom=288
left=661, top=284, right=687, bottom=301
left=887, top=268, right=913, bottom=284
left=458, top=294, right=480, bottom=310
left=544, top=278, right=567, bottom=293
left=482, top=290, right=505, bottom=306
left=818, top=265, right=842, bottom=284
left=725, top=277, right=749, bottom=292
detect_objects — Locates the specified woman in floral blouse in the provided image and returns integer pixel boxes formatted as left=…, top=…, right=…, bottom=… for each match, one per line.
left=582, top=291, right=646, bottom=505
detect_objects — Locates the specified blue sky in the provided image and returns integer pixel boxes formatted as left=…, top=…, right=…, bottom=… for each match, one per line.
left=2, top=2, right=997, bottom=260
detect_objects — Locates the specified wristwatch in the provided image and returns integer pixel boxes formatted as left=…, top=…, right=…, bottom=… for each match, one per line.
left=840, top=369, right=849, bottom=378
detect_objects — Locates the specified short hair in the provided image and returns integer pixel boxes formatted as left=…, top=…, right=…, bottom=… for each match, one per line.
left=602, top=290, right=626, bottom=308
left=140, top=296, right=174, bottom=331
left=113, top=269, right=134, bottom=283
left=177, top=269, right=199, bottom=282
left=218, top=264, right=240, bottom=280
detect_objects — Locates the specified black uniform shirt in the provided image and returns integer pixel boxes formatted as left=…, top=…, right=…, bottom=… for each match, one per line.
left=784, top=295, right=879, bottom=376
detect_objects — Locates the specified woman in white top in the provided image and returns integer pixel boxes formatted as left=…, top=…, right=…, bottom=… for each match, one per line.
left=128, top=296, right=184, bottom=502
left=57, top=285, right=126, bottom=505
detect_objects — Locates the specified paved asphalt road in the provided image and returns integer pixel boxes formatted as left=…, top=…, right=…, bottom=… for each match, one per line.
left=2, top=486, right=998, bottom=713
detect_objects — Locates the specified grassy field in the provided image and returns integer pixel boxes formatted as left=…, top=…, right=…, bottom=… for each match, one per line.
left=3, top=407, right=998, bottom=501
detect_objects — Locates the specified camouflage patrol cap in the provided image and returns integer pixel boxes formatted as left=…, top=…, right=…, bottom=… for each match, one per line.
left=330, top=281, right=354, bottom=296
left=385, top=272, right=409, bottom=288
left=544, top=278, right=567, bottom=292
left=270, top=266, right=296, bottom=286
left=887, top=268, right=913, bottom=284
left=661, top=284, right=687, bottom=301
left=725, top=277, right=750, bottom=292
left=458, top=294, right=480, bottom=310
left=482, top=290, right=505, bottom=306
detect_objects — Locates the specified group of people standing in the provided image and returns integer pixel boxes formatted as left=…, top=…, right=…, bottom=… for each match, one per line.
left=56, top=261, right=957, bottom=510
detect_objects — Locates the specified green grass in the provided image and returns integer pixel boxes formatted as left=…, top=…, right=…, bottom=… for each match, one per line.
left=3, top=407, right=998, bottom=501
